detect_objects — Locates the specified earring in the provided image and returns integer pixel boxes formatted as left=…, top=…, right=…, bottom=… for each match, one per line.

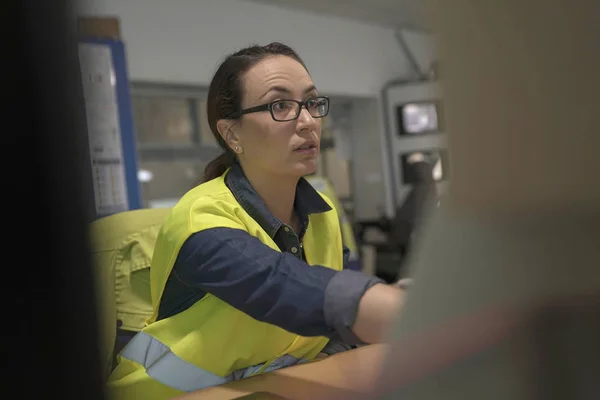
left=234, top=145, right=241, bottom=153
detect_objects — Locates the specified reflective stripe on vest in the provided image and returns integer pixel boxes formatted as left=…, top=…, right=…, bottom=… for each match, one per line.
left=120, top=332, right=305, bottom=392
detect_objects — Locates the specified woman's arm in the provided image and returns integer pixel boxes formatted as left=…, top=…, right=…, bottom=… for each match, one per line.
left=172, top=344, right=389, bottom=400
left=170, top=228, right=404, bottom=344
left=353, top=284, right=405, bottom=344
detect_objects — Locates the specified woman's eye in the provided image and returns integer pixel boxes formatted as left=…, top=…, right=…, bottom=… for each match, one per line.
left=308, top=97, right=325, bottom=109
left=273, top=102, right=286, bottom=110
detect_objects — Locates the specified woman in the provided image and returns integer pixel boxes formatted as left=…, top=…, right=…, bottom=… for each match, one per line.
left=107, top=42, right=404, bottom=399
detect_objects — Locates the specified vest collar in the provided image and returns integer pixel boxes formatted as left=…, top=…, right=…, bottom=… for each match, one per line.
left=225, top=163, right=331, bottom=239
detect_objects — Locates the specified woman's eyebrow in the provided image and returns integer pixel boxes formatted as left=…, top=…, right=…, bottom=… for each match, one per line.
left=259, top=84, right=318, bottom=100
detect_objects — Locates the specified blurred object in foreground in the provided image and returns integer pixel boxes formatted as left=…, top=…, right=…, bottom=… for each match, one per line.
left=377, top=0, right=600, bottom=398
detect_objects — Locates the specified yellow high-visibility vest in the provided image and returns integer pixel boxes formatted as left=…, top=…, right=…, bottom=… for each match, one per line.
left=107, top=170, right=344, bottom=399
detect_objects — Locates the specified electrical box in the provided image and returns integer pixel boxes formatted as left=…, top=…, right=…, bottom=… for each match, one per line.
left=78, top=17, right=141, bottom=218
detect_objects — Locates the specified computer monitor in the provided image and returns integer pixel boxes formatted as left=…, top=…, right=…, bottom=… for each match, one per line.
left=396, top=102, right=440, bottom=136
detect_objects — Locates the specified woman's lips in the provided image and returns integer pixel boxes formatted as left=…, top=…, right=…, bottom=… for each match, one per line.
left=294, top=145, right=318, bottom=156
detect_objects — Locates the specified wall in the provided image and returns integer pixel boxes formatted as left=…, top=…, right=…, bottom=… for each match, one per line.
left=399, top=29, right=437, bottom=75
left=347, top=98, right=389, bottom=220
left=78, top=0, right=413, bottom=97
left=78, top=0, right=437, bottom=219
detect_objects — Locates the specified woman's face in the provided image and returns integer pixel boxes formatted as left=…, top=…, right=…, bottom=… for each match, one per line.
left=226, top=55, right=322, bottom=179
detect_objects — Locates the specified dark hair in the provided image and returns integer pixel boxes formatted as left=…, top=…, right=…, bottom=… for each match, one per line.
left=201, top=42, right=308, bottom=183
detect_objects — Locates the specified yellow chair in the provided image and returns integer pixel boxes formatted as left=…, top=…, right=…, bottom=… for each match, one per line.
left=89, top=207, right=171, bottom=380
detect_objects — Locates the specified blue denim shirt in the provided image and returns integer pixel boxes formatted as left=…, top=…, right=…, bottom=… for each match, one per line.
left=158, top=163, right=383, bottom=352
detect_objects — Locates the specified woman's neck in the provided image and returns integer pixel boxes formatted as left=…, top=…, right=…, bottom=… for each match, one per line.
left=242, top=165, right=299, bottom=227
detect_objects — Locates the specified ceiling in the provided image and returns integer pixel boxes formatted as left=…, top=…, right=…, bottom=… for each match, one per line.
left=240, top=0, right=430, bottom=31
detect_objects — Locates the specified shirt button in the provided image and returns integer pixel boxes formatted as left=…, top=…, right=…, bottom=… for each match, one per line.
left=291, top=247, right=298, bottom=254
left=284, top=227, right=290, bottom=232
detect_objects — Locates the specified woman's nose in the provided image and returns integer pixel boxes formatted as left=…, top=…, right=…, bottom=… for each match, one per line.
left=296, top=107, right=317, bottom=129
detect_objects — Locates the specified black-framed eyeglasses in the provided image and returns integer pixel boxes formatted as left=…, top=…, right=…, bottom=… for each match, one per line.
left=229, top=96, right=330, bottom=122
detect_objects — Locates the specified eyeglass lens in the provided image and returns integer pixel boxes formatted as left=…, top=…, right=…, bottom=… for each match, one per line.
left=271, top=97, right=329, bottom=121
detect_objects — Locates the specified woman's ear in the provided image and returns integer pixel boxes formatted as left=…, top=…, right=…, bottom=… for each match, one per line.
left=216, top=119, right=241, bottom=152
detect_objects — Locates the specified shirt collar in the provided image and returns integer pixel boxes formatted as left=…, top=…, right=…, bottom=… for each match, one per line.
left=225, top=163, right=331, bottom=239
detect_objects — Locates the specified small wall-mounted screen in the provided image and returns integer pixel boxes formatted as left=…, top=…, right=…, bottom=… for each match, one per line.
left=400, top=149, right=449, bottom=184
left=397, top=102, right=439, bottom=136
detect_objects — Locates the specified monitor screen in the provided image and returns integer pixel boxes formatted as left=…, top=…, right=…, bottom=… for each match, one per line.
left=400, top=149, right=449, bottom=184
left=397, top=102, right=439, bottom=136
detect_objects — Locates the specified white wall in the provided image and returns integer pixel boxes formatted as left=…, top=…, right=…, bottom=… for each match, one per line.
left=79, top=0, right=415, bottom=97
left=399, top=29, right=437, bottom=75
left=347, top=98, right=389, bottom=220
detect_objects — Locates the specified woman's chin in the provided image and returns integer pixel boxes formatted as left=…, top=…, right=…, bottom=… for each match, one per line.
left=293, top=160, right=318, bottom=177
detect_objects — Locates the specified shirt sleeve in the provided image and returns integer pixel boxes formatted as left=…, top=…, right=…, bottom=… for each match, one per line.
left=172, top=227, right=384, bottom=340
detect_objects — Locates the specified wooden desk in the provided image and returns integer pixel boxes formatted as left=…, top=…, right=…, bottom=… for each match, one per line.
left=170, top=344, right=389, bottom=400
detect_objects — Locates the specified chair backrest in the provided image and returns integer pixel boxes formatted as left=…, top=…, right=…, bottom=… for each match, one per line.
left=89, top=207, right=171, bottom=379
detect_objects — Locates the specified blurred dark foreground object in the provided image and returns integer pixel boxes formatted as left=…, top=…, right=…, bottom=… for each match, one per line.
left=6, top=0, right=103, bottom=399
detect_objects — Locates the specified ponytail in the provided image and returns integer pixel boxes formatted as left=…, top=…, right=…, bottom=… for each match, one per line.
left=202, top=151, right=236, bottom=183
